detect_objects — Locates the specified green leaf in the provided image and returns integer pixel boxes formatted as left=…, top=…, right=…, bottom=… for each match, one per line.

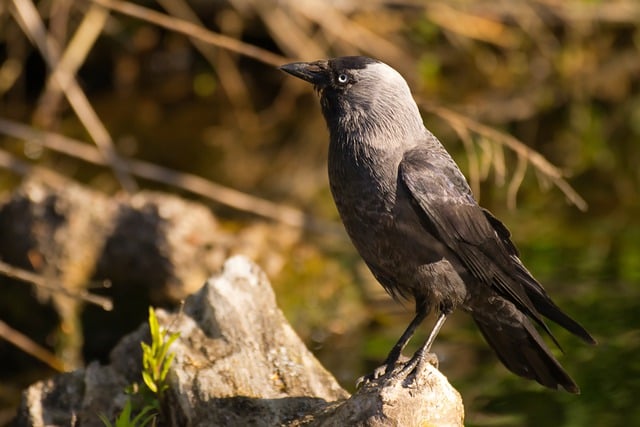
left=148, top=307, right=159, bottom=342
left=98, top=413, right=114, bottom=427
left=117, top=399, right=133, bottom=423
left=156, top=345, right=169, bottom=367
left=167, top=331, right=180, bottom=347
left=160, top=353, right=175, bottom=382
left=131, top=404, right=157, bottom=426
left=142, top=371, right=157, bottom=393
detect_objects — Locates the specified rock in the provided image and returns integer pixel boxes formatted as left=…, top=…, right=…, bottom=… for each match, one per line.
left=0, top=178, right=301, bottom=368
left=14, top=256, right=464, bottom=426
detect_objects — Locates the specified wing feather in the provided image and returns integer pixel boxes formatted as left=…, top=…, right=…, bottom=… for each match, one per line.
left=399, top=147, right=556, bottom=338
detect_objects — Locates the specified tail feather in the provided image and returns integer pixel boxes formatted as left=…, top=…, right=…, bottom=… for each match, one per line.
left=526, top=288, right=597, bottom=345
left=482, top=207, right=596, bottom=347
left=483, top=208, right=596, bottom=347
left=510, top=259, right=596, bottom=345
left=472, top=297, right=580, bottom=393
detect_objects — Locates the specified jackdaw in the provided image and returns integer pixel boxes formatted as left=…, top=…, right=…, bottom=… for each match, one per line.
left=279, top=56, right=595, bottom=393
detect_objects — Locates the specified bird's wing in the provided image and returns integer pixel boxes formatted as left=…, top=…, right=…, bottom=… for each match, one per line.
left=400, top=146, right=595, bottom=345
left=398, top=146, right=556, bottom=337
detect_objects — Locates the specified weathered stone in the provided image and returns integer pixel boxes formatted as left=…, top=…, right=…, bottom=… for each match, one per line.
left=14, top=256, right=464, bottom=426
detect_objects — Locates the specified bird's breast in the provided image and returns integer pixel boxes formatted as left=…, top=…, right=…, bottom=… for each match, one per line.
left=327, top=139, right=464, bottom=303
left=328, top=141, right=398, bottom=221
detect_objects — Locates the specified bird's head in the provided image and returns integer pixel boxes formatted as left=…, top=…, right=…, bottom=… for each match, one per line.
left=279, top=56, right=382, bottom=96
left=280, top=56, right=424, bottom=144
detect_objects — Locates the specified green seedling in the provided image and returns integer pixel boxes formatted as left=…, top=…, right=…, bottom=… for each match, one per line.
left=100, top=307, right=180, bottom=426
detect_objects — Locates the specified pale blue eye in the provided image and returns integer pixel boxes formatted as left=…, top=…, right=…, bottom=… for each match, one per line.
left=337, top=73, right=349, bottom=83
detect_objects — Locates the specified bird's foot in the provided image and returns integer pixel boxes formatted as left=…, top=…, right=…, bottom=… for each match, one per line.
left=356, top=352, right=439, bottom=390
left=397, top=351, right=439, bottom=387
left=355, top=355, right=410, bottom=389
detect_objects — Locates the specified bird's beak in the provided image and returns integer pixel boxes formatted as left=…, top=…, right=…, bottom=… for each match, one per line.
left=279, top=61, right=329, bottom=86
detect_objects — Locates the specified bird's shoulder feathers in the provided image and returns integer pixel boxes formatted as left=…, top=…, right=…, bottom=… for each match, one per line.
left=398, top=146, right=550, bottom=328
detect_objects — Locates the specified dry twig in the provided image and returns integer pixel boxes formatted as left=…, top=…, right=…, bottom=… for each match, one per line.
left=0, top=118, right=337, bottom=232
left=155, top=0, right=259, bottom=128
left=421, top=103, right=588, bottom=211
left=0, top=260, right=112, bottom=311
left=91, top=0, right=289, bottom=67
left=0, top=318, right=67, bottom=372
left=33, top=3, right=110, bottom=127
left=9, top=0, right=137, bottom=192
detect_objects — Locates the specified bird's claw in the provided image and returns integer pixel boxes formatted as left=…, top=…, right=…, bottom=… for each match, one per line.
left=356, top=352, right=439, bottom=389
left=355, top=354, right=414, bottom=389
left=355, top=364, right=392, bottom=389
left=398, top=351, right=439, bottom=386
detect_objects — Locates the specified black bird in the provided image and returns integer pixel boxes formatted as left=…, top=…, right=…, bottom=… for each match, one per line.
left=279, top=56, right=595, bottom=393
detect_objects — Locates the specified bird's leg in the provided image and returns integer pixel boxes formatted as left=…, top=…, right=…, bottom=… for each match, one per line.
left=381, top=305, right=429, bottom=369
left=399, top=309, right=450, bottom=379
left=356, top=298, right=429, bottom=388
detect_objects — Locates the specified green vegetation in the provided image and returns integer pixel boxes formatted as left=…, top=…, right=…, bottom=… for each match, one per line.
left=99, top=400, right=156, bottom=427
left=140, top=307, right=180, bottom=401
left=100, top=308, right=179, bottom=427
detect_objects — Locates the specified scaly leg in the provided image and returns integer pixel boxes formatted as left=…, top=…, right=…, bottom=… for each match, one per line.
left=356, top=298, right=429, bottom=387
left=399, top=310, right=449, bottom=378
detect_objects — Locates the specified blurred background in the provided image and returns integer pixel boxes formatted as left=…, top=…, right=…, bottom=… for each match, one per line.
left=0, top=0, right=639, bottom=425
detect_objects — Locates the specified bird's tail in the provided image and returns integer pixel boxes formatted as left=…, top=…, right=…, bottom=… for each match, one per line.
left=471, top=296, right=580, bottom=393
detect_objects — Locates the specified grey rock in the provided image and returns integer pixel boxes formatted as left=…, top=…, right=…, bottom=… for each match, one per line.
left=14, top=256, right=463, bottom=426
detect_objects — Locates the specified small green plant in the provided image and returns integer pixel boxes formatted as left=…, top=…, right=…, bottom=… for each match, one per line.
left=98, top=399, right=156, bottom=427
left=141, top=307, right=180, bottom=400
left=100, top=307, right=180, bottom=426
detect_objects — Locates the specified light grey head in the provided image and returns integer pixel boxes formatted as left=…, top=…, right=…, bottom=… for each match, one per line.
left=280, top=56, right=425, bottom=148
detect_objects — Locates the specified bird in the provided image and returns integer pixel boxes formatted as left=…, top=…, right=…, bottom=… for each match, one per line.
left=279, top=56, right=596, bottom=393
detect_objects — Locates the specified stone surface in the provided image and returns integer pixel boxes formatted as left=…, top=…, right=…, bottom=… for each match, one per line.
left=13, top=256, right=464, bottom=426
left=0, top=178, right=301, bottom=369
